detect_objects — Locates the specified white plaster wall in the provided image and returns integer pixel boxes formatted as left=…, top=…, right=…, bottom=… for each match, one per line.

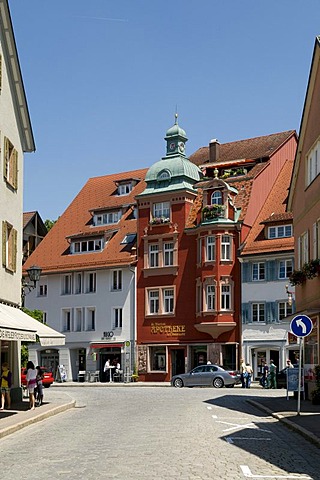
left=0, top=41, right=24, bottom=305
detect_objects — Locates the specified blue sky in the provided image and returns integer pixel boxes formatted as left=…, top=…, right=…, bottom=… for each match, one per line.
left=10, top=1, right=320, bottom=220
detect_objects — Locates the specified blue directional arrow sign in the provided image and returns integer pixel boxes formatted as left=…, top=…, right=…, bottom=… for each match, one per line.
left=290, top=315, right=313, bottom=337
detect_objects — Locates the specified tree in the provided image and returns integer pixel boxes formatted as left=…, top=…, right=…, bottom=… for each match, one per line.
left=44, top=218, right=57, bottom=231
left=21, top=308, right=44, bottom=366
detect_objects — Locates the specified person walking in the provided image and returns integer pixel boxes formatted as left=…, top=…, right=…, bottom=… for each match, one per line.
left=269, top=359, right=277, bottom=389
left=36, top=366, right=44, bottom=406
left=0, top=362, right=12, bottom=410
left=245, top=363, right=253, bottom=388
left=240, top=358, right=247, bottom=388
left=287, top=359, right=294, bottom=368
left=26, top=361, right=37, bottom=410
left=260, top=361, right=269, bottom=388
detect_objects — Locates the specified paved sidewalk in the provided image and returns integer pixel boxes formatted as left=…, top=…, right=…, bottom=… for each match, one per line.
left=248, top=394, right=320, bottom=448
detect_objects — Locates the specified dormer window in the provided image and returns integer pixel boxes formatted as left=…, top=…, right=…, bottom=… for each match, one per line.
left=72, top=238, right=104, bottom=254
left=268, top=225, right=292, bottom=239
left=118, top=183, right=132, bottom=196
left=93, top=210, right=121, bottom=226
left=211, top=191, right=222, bottom=205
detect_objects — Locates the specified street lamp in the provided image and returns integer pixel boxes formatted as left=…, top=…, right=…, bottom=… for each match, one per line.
left=22, top=265, right=42, bottom=304
left=285, top=284, right=294, bottom=307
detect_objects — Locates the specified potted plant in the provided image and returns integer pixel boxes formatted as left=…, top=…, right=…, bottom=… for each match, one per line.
left=311, top=365, right=320, bottom=405
left=303, top=259, right=320, bottom=280
left=150, top=216, right=170, bottom=225
left=289, top=269, right=306, bottom=286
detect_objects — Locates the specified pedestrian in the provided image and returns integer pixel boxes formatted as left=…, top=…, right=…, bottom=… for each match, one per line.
left=104, top=359, right=111, bottom=382
left=245, top=363, right=253, bottom=388
left=240, top=358, right=247, bottom=388
left=260, top=361, right=269, bottom=388
left=286, top=359, right=294, bottom=368
left=269, top=359, right=277, bottom=389
left=36, top=366, right=44, bottom=406
left=26, top=361, right=37, bottom=410
left=0, top=362, right=12, bottom=410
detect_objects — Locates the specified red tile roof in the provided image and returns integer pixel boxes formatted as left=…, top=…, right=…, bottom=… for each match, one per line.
left=189, top=130, right=296, bottom=166
left=23, top=211, right=37, bottom=229
left=241, top=160, right=294, bottom=255
left=23, top=169, right=148, bottom=274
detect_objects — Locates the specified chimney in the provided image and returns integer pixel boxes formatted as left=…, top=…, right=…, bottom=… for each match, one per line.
left=209, top=139, right=220, bottom=162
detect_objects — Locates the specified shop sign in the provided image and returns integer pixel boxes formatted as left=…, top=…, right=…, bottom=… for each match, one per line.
left=150, top=323, right=186, bottom=336
left=0, top=328, right=36, bottom=342
left=103, top=331, right=114, bottom=338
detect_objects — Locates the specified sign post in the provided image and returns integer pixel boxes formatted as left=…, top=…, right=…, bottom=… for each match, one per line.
left=290, top=315, right=313, bottom=415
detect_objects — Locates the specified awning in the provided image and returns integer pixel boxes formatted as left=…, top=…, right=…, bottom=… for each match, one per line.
left=0, top=304, right=65, bottom=346
left=90, top=343, right=123, bottom=349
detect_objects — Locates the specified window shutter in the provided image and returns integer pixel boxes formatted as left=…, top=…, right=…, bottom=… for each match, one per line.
left=242, top=263, right=250, bottom=282
left=3, top=137, right=8, bottom=180
left=266, top=302, right=276, bottom=323
left=241, top=303, right=250, bottom=324
left=12, top=228, right=17, bottom=272
left=12, top=149, right=18, bottom=189
left=2, top=221, right=6, bottom=267
left=313, top=222, right=317, bottom=260
left=266, top=260, right=276, bottom=281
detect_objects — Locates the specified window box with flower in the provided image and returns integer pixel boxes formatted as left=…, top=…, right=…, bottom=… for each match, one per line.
left=150, top=216, right=170, bottom=225
left=202, top=204, right=225, bottom=221
left=289, top=259, right=320, bottom=286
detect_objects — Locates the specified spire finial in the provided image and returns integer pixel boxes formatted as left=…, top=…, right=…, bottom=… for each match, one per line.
left=175, top=106, right=178, bottom=124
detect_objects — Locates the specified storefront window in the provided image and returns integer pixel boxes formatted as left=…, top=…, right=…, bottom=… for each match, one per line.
left=149, top=346, right=166, bottom=371
left=304, top=321, right=318, bottom=366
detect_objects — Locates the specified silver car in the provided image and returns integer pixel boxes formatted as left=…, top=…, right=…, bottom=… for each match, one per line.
left=171, top=364, right=236, bottom=388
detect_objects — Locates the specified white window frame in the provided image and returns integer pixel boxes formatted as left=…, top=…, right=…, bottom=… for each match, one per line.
left=72, top=238, right=103, bottom=253
left=163, top=288, right=174, bottom=313
left=313, top=219, right=320, bottom=260
left=85, top=272, right=96, bottom=293
left=221, top=235, right=232, bottom=261
left=153, top=201, right=170, bottom=219
left=74, top=273, right=82, bottom=294
left=113, top=308, right=123, bottom=328
left=148, top=290, right=159, bottom=315
left=307, top=140, right=320, bottom=186
left=206, top=284, right=215, bottom=311
left=268, top=225, right=292, bottom=239
left=93, top=211, right=121, bottom=226
left=149, top=244, right=159, bottom=268
left=211, top=191, right=222, bottom=205
left=252, top=262, right=265, bottom=281
left=118, top=183, right=132, bottom=196
left=278, top=301, right=293, bottom=320
left=112, top=270, right=122, bottom=291
left=278, top=259, right=293, bottom=279
left=38, top=284, right=48, bottom=297
left=206, top=236, right=215, bottom=262
left=86, top=307, right=95, bottom=331
left=163, top=242, right=174, bottom=266
left=221, top=284, right=231, bottom=310
left=62, top=274, right=72, bottom=295
left=2, top=221, right=17, bottom=272
left=62, top=309, right=72, bottom=332
left=252, top=303, right=265, bottom=322
left=75, top=308, right=82, bottom=331
left=147, top=287, right=175, bottom=316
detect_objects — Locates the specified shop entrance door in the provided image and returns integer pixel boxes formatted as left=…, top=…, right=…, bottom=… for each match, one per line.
left=171, top=349, right=185, bottom=377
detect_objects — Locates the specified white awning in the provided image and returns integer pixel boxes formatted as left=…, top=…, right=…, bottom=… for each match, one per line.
left=0, top=304, right=65, bottom=346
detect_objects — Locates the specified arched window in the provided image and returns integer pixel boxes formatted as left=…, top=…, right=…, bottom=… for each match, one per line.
left=211, top=191, right=222, bottom=205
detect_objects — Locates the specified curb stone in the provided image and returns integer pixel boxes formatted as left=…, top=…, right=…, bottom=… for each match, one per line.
left=247, top=399, right=320, bottom=449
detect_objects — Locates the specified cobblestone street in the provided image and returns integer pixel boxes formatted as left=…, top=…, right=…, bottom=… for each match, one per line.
left=0, top=386, right=319, bottom=480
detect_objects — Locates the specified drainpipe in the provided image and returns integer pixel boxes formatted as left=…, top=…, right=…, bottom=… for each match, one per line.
left=129, top=264, right=136, bottom=373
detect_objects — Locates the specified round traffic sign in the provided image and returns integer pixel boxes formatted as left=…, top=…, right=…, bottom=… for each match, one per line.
left=125, top=341, right=131, bottom=347
left=290, top=315, right=313, bottom=337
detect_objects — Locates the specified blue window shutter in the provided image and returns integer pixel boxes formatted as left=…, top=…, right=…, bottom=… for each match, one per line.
left=241, top=303, right=250, bottom=324
left=266, top=302, right=276, bottom=323
left=266, top=260, right=276, bottom=281
left=242, top=263, right=250, bottom=282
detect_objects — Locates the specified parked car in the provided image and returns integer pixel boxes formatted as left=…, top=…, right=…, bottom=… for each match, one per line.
left=21, top=367, right=54, bottom=388
left=220, top=366, right=241, bottom=386
left=171, top=364, right=237, bottom=388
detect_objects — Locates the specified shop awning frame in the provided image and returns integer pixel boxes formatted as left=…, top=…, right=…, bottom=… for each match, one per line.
left=0, top=303, right=65, bottom=346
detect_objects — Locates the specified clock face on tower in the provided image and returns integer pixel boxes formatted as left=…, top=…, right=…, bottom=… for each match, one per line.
left=178, top=142, right=185, bottom=153
left=169, top=142, right=176, bottom=151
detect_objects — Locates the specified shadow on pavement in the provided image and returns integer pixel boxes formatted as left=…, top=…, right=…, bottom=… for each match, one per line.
left=203, top=394, right=319, bottom=479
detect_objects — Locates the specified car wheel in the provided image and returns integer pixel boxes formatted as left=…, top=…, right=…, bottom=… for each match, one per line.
left=213, top=377, right=224, bottom=388
left=173, top=378, right=184, bottom=388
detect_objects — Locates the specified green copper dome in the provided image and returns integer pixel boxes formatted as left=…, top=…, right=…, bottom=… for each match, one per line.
left=165, top=122, right=187, bottom=140
left=145, top=156, right=201, bottom=183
